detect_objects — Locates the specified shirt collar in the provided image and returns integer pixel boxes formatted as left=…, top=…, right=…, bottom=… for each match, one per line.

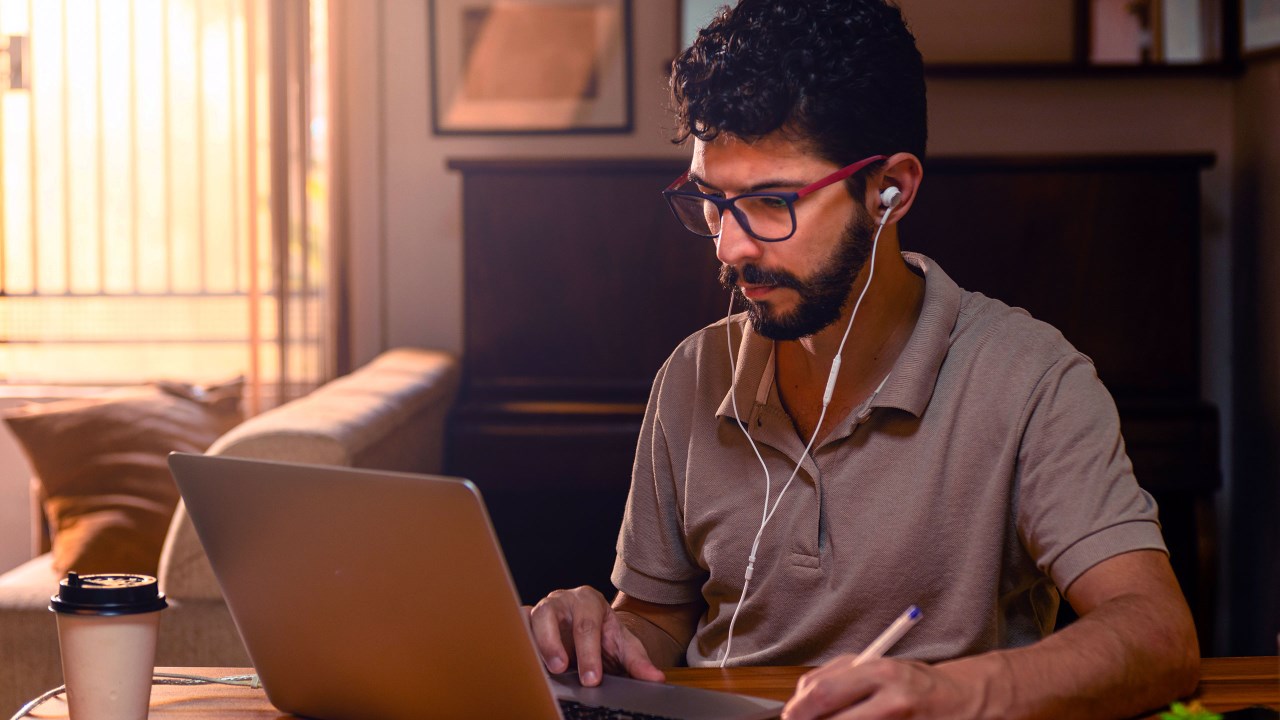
left=715, top=318, right=773, bottom=423
left=868, top=252, right=962, bottom=418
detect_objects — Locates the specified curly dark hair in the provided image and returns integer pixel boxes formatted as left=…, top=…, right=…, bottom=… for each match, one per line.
left=670, top=0, right=927, bottom=188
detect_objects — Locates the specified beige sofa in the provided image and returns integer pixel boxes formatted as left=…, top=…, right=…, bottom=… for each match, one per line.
left=0, top=347, right=460, bottom=713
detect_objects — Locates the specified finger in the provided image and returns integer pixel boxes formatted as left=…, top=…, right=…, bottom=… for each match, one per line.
left=570, top=592, right=609, bottom=686
left=600, top=613, right=665, bottom=682
left=528, top=596, right=573, bottom=674
left=619, top=633, right=666, bottom=682
left=783, top=657, right=885, bottom=720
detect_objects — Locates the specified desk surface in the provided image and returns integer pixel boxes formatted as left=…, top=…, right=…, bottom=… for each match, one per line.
left=24, top=657, right=1279, bottom=719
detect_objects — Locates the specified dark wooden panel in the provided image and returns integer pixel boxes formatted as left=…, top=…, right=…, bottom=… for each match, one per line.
left=1117, top=399, right=1221, bottom=647
left=899, top=155, right=1212, bottom=398
left=451, top=159, right=712, bottom=403
left=448, top=403, right=642, bottom=603
left=447, top=155, right=1220, bottom=644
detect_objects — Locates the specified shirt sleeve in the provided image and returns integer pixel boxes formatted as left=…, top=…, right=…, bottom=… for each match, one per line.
left=611, top=357, right=706, bottom=605
left=1014, top=352, right=1168, bottom=593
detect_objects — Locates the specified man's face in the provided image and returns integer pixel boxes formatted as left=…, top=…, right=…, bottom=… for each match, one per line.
left=718, top=213, right=874, bottom=340
left=691, top=134, right=873, bottom=341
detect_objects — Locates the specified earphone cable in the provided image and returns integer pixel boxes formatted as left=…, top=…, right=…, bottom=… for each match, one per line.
left=721, top=291, right=774, bottom=666
left=718, top=199, right=895, bottom=667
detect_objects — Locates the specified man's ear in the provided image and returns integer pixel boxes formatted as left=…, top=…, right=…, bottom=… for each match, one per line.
left=865, top=152, right=923, bottom=225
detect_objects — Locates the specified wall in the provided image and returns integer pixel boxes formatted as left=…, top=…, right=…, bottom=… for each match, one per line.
left=336, top=0, right=690, bottom=368
left=339, top=0, right=1232, bottom=380
left=1230, top=54, right=1280, bottom=655
left=337, top=0, right=1245, bottom=646
left=898, top=0, right=1076, bottom=63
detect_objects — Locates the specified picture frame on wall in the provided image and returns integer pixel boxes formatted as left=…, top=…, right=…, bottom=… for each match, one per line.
left=429, top=0, right=632, bottom=135
left=1244, top=0, right=1280, bottom=58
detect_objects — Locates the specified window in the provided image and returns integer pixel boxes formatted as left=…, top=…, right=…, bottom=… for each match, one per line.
left=0, top=0, right=331, bottom=412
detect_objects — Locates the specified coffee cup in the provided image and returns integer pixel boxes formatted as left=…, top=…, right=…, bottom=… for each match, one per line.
left=49, top=572, right=168, bottom=720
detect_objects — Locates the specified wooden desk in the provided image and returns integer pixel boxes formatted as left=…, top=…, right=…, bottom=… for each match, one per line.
left=666, top=658, right=1280, bottom=717
left=25, top=658, right=1279, bottom=719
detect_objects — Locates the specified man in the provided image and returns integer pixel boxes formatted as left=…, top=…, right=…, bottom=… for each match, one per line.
left=527, top=1, right=1201, bottom=718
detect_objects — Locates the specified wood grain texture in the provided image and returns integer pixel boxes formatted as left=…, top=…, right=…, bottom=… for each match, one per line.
left=666, top=657, right=1280, bottom=716
left=22, top=659, right=1278, bottom=718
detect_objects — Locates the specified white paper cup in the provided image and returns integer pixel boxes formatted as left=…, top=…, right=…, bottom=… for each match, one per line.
left=50, top=573, right=167, bottom=720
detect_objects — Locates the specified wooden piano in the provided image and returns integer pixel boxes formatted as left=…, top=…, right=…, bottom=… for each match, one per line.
left=446, top=154, right=1219, bottom=647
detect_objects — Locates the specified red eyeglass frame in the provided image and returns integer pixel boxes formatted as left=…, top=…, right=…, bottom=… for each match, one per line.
left=661, top=154, right=887, bottom=242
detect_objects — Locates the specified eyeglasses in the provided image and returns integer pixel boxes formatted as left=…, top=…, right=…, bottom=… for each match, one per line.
left=661, top=155, right=886, bottom=242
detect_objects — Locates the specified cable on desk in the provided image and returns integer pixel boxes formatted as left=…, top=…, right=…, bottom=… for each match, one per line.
left=8, top=673, right=261, bottom=720
left=154, top=672, right=261, bottom=688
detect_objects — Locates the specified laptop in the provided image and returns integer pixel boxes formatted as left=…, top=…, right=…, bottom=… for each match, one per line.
left=167, top=452, right=784, bottom=720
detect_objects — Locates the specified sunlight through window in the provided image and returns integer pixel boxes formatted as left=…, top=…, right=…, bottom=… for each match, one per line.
left=0, top=0, right=329, bottom=409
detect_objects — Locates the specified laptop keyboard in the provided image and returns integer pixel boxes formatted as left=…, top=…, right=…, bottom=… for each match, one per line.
left=557, top=698, right=680, bottom=720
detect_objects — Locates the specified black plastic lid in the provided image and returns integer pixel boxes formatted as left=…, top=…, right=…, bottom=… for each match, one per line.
left=49, top=573, right=168, bottom=616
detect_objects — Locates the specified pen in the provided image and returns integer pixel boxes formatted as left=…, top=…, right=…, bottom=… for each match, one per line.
left=853, top=605, right=922, bottom=666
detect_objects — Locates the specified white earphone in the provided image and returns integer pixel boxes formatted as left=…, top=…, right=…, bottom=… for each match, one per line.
left=719, top=187, right=899, bottom=666
left=880, top=186, right=902, bottom=209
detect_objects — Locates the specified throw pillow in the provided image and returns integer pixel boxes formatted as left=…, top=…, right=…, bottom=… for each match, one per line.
left=4, top=378, right=243, bottom=576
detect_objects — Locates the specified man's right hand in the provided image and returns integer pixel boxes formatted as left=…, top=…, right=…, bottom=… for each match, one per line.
left=526, top=586, right=667, bottom=687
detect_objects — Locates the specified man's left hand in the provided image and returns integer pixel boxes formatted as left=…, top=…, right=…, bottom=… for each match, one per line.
left=782, top=657, right=987, bottom=720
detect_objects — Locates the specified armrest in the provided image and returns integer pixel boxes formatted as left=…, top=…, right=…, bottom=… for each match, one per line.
left=206, top=347, right=459, bottom=467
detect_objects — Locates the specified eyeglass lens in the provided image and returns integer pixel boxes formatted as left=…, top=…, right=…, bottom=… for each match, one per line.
left=668, top=191, right=794, bottom=241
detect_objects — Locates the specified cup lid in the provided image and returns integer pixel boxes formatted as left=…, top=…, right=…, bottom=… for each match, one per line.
left=50, top=572, right=168, bottom=616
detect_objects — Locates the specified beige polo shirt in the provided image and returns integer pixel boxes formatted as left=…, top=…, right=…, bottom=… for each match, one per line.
left=611, top=253, right=1166, bottom=667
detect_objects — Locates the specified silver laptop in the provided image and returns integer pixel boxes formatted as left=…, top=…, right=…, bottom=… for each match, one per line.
left=167, top=452, right=783, bottom=720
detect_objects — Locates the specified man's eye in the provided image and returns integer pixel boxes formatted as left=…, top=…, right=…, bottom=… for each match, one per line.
left=759, top=196, right=789, bottom=208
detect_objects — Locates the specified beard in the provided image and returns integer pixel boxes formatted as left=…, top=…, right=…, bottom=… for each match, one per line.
left=718, top=212, right=876, bottom=341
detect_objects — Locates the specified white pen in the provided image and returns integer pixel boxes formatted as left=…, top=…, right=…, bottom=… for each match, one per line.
left=853, top=605, right=922, bottom=666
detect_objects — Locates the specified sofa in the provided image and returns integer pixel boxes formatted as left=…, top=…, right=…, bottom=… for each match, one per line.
left=0, top=347, right=460, bottom=713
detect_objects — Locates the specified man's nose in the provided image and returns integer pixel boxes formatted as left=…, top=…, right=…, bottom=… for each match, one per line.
left=715, top=209, right=762, bottom=267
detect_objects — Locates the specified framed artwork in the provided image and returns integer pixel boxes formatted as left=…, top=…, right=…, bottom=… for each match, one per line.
left=1244, top=0, right=1280, bottom=57
left=429, top=0, right=633, bottom=135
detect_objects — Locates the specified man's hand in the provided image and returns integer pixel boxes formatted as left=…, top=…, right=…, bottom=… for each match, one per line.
left=782, top=657, right=990, bottom=720
left=526, top=586, right=667, bottom=687
left=784, top=550, right=1198, bottom=720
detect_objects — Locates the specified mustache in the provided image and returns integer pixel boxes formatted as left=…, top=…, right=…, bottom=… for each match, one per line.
left=718, top=263, right=805, bottom=292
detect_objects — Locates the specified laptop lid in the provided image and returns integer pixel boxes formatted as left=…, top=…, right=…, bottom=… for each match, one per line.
left=168, top=453, right=783, bottom=720
left=168, top=452, right=562, bottom=719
